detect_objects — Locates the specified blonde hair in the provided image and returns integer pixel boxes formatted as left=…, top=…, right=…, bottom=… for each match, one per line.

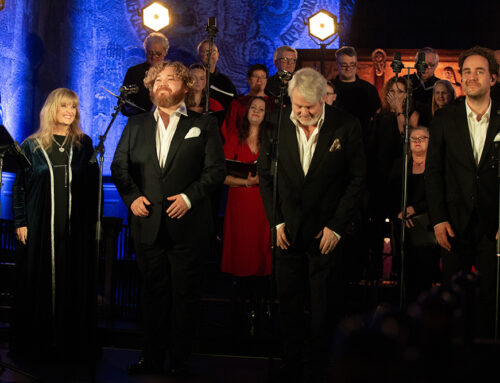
left=29, top=88, right=84, bottom=150
left=431, top=80, right=455, bottom=116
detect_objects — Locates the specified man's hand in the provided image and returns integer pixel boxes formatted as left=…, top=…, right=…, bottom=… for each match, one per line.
left=434, top=221, right=455, bottom=251
left=276, top=224, right=290, bottom=250
left=166, top=194, right=189, bottom=219
left=131, top=196, right=151, bottom=217
left=16, top=226, right=28, bottom=245
left=316, top=226, right=339, bottom=254
left=398, top=206, right=416, bottom=228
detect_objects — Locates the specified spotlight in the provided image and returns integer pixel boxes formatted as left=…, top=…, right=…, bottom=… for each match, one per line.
left=142, top=2, right=170, bottom=32
left=306, top=9, right=340, bottom=75
left=308, top=10, right=336, bottom=41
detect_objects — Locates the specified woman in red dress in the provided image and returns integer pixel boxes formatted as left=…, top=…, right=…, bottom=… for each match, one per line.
left=222, top=95, right=271, bottom=275
left=222, top=96, right=271, bottom=332
left=221, top=64, right=276, bottom=141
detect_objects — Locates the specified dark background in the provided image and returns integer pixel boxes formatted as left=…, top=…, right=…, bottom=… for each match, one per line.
left=348, top=0, right=500, bottom=49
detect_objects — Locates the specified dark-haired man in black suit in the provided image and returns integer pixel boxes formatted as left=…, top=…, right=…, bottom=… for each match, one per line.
left=426, top=46, right=500, bottom=338
left=258, top=68, right=365, bottom=382
left=112, top=61, right=226, bottom=375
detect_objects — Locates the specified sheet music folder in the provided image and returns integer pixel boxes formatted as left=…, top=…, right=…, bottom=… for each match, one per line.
left=226, top=159, right=257, bottom=178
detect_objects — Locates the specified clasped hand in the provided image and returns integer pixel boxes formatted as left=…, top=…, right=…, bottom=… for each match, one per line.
left=130, top=194, right=189, bottom=219
left=276, top=224, right=339, bottom=254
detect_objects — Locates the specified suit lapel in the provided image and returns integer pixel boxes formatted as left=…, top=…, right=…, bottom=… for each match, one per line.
left=162, top=113, right=191, bottom=173
left=455, top=101, right=477, bottom=167
left=281, top=116, right=304, bottom=180
left=478, top=101, right=500, bottom=169
left=144, top=113, right=162, bottom=175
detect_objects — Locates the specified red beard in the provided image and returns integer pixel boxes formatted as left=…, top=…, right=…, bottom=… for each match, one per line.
left=152, top=86, right=186, bottom=108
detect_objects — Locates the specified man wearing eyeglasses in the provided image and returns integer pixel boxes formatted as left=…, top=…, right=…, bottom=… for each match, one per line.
left=409, top=47, right=441, bottom=112
left=265, top=45, right=298, bottom=107
left=196, top=40, right=237, bottom=111
left=426, top=46, right=500, bottom=338
left=333, top=46, right=381, bottom=148
left=332, top=46, right=380, bottom=281
left=121, top=32, right=170, bottom=117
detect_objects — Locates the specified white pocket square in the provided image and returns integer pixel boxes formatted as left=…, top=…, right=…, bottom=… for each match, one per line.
left=184, top=127, right=201, bottom=139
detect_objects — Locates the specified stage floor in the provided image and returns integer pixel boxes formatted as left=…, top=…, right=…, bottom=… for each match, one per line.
left=0, top=344, right=279, bottom=383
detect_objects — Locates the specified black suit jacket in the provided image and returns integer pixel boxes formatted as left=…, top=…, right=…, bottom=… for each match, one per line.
left=111, top=110, right=226, bottom=245
left=257, top=105, right=366, bottom=246
left=425, top=98, right=500, bottom=237
left=121, top=62, right=153, bottom=117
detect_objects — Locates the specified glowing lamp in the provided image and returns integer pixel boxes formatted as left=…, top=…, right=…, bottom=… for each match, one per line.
left=142, top=2, right=170, bottom=32
left=308, top=10, right=336, bottom=41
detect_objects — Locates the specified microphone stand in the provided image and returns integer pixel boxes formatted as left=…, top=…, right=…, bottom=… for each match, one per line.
left=89, top=91, right=144, bottom=287
left=266, top=76, right=288, bottom=382
left=495, top=138, right=500, bottom=339
left=398, top=66, right=411, bottom=308
left=204, top=17, right=218, bottom=113
left=391, top=53, right=427, bottom=308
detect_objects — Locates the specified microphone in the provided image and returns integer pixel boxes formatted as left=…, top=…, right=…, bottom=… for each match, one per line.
left=277, top=70, right=293, bottom=82
left=206, top=16, right=218, bottom=34
left=415, top=52, right=428, bottom=76
left=118, top=84, right=139, bottom=95
left=390, top=52, right=404, bottom=79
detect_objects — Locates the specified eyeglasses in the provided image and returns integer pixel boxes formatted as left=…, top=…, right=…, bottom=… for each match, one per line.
left=339, top=63, right=357, bottom=70
left=410, top=136, right=429, bottom=143
left=279, top=57, right=297, bottom=63
left=147, top=50, right=164, bottom=57
left=326, top=92, right=335, bottom=96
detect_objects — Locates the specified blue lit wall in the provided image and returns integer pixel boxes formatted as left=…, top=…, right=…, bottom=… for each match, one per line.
left=0, top=0, right=35, bottom=142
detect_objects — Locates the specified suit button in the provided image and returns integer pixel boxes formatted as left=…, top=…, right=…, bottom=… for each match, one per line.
left=471, top=195, right=475, bottom=200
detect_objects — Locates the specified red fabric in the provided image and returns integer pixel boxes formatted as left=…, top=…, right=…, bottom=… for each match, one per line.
left=221, top=132, right=271, bottom=276
left=209, top=97, right=224, bottom=112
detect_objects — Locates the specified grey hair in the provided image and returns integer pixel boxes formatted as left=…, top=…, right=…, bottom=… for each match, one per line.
left=288, top=68, right=326, bottom=103
left=143, top=32, right=170, bottom=53
left=273, top=45, right=298, bottom=63
left=335, top=46, right=357, bottom=60
left=415, top=47, right=439, bottom=63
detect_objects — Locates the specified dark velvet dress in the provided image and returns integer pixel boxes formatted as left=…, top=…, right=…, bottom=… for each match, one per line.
left=11, top=134, right=99, bottom=360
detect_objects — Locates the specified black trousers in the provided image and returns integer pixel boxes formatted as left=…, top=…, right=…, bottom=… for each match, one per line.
left=275, top=238, right=345, bottom=379
left=444, top=214, right=498, bottom=338
left=134, top=219, right=203, bottom=368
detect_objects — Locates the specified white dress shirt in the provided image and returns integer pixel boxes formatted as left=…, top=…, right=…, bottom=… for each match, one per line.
left=290, top=105, right=325, bottom=176
left=466, top=99, right=491, bottom=165
left=154, top=103, right=192, bottom=208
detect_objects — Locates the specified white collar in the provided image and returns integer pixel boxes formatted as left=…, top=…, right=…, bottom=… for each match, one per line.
left=153, top=102, right=188, bottom=121
left=465, top=98, right=491, bottom=123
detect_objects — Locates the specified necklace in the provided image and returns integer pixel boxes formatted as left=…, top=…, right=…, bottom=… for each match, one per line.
left=52, top=135, right=69, bottom=153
